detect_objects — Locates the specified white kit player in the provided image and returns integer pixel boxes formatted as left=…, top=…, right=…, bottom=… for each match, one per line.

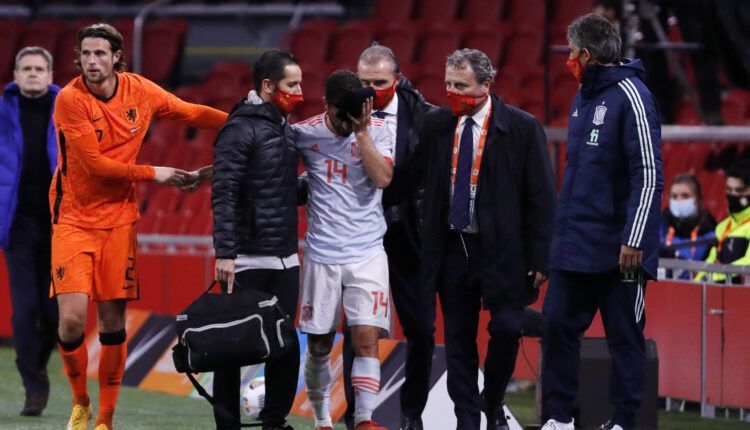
left=293, top=70, right=394, bottom=430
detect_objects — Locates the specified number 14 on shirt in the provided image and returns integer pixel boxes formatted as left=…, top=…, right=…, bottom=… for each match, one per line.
left=324, top=159, right=347, bottom=184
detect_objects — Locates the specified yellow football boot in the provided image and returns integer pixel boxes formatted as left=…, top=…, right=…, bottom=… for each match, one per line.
left=66, top=404, right=93, bottom=430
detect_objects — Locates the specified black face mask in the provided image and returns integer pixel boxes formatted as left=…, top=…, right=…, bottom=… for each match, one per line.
left=727, top=194, right=750, bottom=214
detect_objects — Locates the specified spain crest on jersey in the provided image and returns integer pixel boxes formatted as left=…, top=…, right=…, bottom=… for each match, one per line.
left=593, top=105, right=607, bottom=126
left=351, top=140, right=360, bottom=158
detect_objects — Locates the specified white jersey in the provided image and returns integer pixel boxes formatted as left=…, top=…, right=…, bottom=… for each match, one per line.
left=294, top=113, right=394, bottom=264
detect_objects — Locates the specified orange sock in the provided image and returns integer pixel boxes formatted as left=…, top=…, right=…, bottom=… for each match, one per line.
left=95, top=338, right=127, bottom=428
left=59, top=338, right=90, bottom=407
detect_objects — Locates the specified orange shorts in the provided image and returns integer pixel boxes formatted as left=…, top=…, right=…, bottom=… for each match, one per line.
left=50, top=222, right=139, bottom=302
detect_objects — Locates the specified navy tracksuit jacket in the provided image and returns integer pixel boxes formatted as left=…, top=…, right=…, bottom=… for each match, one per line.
left=543, top=59, right=663, bottom=430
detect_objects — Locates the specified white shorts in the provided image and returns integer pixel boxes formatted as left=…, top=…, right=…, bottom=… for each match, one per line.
left=299, top=250, right=390, bottom=335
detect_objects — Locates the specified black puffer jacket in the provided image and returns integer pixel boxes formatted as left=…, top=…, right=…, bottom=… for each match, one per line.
left=212, top=94, right=299, bottom=259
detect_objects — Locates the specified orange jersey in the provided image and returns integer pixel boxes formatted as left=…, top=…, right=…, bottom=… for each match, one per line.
left=50, top=72, right=227, bottom=228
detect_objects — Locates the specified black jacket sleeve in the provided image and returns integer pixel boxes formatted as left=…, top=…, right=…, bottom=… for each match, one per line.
left=381, top=109, right=436, bottom=208
left=522, top=117, right=557, bottom=273
left=212, top=120, right=254, bottom=259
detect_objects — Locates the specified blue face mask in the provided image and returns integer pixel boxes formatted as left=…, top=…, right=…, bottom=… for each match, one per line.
left=669, top=198, right=697, bottom=219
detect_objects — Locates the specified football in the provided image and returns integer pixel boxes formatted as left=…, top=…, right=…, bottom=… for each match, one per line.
left=241, top=376, right=265, bottom=418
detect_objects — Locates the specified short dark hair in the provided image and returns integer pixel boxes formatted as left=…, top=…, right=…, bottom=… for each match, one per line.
left=671, top=173, right=704, bottom=206
left=325, top=70, right=363, bottom=109
left=253, top=50, right=299, bottom=91
left=75, top=23, right=127, bottom=72
left=726, top=160, right=750, bottom=187
left=567, top=13, right=621, bottom=64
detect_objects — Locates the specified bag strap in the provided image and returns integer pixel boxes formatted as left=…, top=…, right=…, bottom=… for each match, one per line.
left=185, top=372, right=263, bottom=428
left=204, top=280, right=241, bottom=296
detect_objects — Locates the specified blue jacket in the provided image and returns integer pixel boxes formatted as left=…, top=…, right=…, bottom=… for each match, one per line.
left=549, top=59, right=663, bottom=278
left=0, top=82, right=60, bottom=249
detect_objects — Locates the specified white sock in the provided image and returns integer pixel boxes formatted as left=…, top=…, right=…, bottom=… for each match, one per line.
left=304, top=350, right=332, bottom=427
left=351, top=356, right=380, bottom=425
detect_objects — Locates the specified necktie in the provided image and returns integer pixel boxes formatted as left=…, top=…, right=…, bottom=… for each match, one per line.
left=450, top=117, right=474, bottom=231
left=373, top=111, right=387, bottom=119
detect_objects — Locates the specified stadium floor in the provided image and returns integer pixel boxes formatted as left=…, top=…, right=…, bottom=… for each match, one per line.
left=0, top=346, right=747, bottom=429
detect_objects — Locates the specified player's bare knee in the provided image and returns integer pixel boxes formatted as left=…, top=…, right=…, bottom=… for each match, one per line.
left=58, top=314, right=85, bottom=341
left=353, top=341, right=379, bottom=358
left=307, top=333, right=335, bottom=357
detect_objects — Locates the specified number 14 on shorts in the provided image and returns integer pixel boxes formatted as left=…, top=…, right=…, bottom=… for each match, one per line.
left=371, top=291, right=388, bottom=317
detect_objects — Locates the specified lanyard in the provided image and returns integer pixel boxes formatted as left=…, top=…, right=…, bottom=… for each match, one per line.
left=717, top=217, right=750, bottom=253
left=450, top=106, right=492, bottom=197
left=666, top=225, right=699, bottom=259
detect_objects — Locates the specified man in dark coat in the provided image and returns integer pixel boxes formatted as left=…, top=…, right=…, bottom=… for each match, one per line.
left=212, top=49, right=304, bottom=430
left=392, top=48, right=556, bottom=430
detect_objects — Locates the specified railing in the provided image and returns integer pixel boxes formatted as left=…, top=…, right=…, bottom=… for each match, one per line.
left=544, top=125, right=750, bottom=142
left=658, top=258, right=750, bottom=420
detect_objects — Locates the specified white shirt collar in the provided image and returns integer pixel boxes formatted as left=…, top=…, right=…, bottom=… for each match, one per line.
left=460, top=96, right=492, bottom=128
left=377, top=92, right=399, bottom=117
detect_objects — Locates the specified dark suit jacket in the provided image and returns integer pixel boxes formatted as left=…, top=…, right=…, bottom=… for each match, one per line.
left=416, top=95, right=556, bottom=308
left=384, top=76, right=434, bottom=254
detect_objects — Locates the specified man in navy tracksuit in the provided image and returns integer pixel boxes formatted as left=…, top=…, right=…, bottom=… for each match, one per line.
left=541, top=14, right=663, bottom=430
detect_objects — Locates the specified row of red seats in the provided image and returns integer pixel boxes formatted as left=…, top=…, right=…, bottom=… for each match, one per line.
left=372, top=0, right=591, bottom=27
left=0, top=17, right=187, bottom=85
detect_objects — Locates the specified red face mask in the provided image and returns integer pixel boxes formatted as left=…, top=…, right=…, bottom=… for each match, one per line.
left=446, top=90, right=488, bottom=116
left=566, top=55, right=585, bottom=82
left=271, top=87, right=304, bottom=114
left=373, top=79, right=398, bottom=110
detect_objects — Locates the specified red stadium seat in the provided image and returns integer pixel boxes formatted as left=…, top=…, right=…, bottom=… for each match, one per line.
left=329, top=25, right=374, bottom=70
left=506, top=0, right=547, bottom=26
left=463, top=26, right=507, bottom=67
left=462, top=0, right=507, bottom=23
left=416, top=0, right=460, bottom=22
left=722, top=90, right=750, bottom=124
left=141, top=19, right=187, bottom=83
left=301, top=68, right=327, bottom=108
left=203, top=60, right=253, bottom=90
left=110, top=18, right=135, bottom=64
left=415, top=71, right=447, bottom=106
left=553, top=0, right=592, bottom=26
left=376, top=23, right=419, bottom=64
left=0, top=19, right=26, bottom=82
left=418, top=24, right=462, bottom=66
left=399, top=62, right=423, bottom=83
left=289, top=26, right=332, bottom=66
left=502, top=30, right=543, bottom=71
left=374, top=0, right=416, bottom=22
left=520, top=100, right=545, bottom=120
left=20, top=19, right=64, bottom=55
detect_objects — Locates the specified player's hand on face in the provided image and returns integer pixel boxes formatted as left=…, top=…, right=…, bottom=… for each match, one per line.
left=215, top=258, right=236, bottom=294
left=153, top=166, right=190, bottom=186
left=349, top=97, right=373, bottom=134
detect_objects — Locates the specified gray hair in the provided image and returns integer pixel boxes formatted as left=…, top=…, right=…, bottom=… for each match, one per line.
left=446, top=48, right=496, bottom=85
left=15, top=46, right=53, bottom=71
left=358, top=42, right=400, bottom=74
left=567, top=13, right=621, bottom=64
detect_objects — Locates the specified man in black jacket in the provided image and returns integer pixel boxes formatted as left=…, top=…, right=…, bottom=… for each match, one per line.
left=341, top=43, right=435, bottom=430
left=212, top=50, right=304, bottom=430
left=393, top=49, right=556, bottom=430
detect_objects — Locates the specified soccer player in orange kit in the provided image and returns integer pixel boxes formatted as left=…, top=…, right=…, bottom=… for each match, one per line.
left=50, top=23, right=227, bottom=430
